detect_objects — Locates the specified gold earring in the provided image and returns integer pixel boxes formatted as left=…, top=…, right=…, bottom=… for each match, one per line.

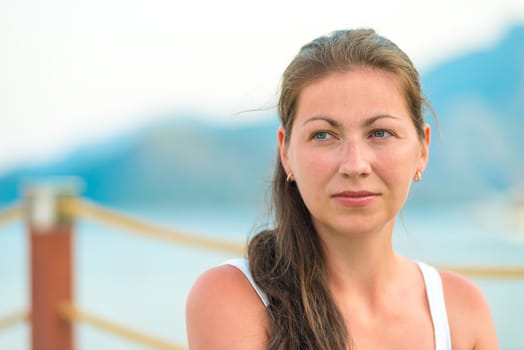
left=414, top=171, right=422, bottom=182
left=286, top=173, right=294, bottom=183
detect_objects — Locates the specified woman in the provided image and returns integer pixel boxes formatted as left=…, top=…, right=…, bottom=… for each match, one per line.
left=186, top=29, right=498, bottom=349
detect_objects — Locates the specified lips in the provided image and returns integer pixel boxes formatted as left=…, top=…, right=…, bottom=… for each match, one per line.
left=331, top=191, right=380, bottom=207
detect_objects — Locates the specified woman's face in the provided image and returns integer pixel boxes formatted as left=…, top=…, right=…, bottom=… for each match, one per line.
left=279, top=68, right=430, bottom=238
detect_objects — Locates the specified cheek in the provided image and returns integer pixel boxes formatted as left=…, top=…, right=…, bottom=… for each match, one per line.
left=378, top=146, right=418, bottom=182
left=292, top=147, right=336, bottom=180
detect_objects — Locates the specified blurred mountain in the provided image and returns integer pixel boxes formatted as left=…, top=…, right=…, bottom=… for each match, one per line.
left=420, top=24, right=524, bottom=202
left=0, top=24, right=523, bottom=208
left=0, top=118, right=278, bottom=207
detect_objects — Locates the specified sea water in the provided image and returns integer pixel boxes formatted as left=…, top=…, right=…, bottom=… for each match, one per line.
left=0, top=203, right=523, bottom=349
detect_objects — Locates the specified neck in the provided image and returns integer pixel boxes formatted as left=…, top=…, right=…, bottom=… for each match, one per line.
left=319, top=220, right=402, bottom=301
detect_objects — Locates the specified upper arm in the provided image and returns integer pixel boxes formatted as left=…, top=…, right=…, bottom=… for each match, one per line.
left=185, top=265, right=269, bottom=350
left=440, top=271, right=499, bottom=350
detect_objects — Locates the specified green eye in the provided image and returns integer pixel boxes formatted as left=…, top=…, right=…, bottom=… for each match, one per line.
left=313, top=131, right=331, bottom=140
left=372, top=130, right=391, bottom=138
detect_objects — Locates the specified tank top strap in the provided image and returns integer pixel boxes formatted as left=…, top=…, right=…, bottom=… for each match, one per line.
left=222, top=258, right=451, bottom=349
left=222, top=258, right=270, bottom=307
left=417, top=261, right=452, bottom=350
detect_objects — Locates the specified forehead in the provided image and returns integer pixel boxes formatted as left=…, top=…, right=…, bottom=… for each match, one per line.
left=294, top=68, right=409, bottom=124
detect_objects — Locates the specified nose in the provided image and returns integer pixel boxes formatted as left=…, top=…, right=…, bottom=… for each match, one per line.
left=338, top=139, right=371, bottom=178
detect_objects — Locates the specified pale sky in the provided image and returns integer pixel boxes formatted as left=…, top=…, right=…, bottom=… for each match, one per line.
left=1, top=0, right=524, bottom=173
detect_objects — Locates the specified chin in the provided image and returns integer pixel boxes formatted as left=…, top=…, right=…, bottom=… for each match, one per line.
left=327, top=215, right=393, bottom=237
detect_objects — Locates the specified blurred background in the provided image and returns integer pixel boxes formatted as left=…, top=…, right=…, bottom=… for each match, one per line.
left=1, top=0, right=524, bottom=349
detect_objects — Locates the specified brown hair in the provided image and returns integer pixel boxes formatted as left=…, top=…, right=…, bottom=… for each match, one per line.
left=248, top=28, right=430, bottom=350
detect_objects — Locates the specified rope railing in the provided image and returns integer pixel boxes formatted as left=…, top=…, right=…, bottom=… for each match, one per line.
left=439, top=265, right=524, bottom=279
left=0, top=310, right=28, bottom=331
left=61, top=198, right=524, bottom=279
left=1, top=195, right=520, bottom=279
left=0, top=202, right=23, bottom=228
left=61, top=198, right=245, bottom=255
left=59, top=303, right=185, bottom=350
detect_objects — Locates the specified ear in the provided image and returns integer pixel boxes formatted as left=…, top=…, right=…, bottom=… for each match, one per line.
left=418, top=123, right=431, bottom=172
left=277, top=126, right=291, bottom=174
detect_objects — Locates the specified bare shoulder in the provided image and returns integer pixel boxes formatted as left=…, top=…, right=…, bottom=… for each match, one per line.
left=185, top=264, right=268, bottom=350
left=439, top=270, right=499, bottom=350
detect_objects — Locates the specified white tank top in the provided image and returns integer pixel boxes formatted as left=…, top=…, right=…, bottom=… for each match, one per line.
left=223, top=258, right=452, bottom=350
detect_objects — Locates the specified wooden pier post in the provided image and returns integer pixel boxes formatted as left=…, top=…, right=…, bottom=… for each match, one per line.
left=25, top=180, right=80, bottom=350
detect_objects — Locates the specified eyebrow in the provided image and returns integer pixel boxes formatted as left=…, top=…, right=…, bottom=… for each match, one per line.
left=303, top=116, right=342, bottom=128
left=303, top=114, right=401, bottom=128
left=363, top=114, right=401, bottom=127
